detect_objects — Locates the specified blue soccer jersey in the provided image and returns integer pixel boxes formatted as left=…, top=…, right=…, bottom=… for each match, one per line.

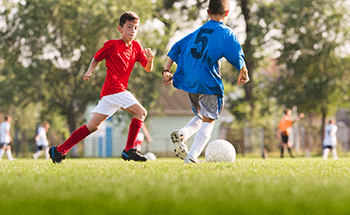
left=168, top=20, right=245, bottom=97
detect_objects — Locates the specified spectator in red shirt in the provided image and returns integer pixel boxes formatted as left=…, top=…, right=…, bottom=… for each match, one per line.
left=49, top=11, right=154, bottom=164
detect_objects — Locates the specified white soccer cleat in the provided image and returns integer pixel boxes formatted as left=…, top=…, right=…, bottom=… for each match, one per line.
left=170, top=130, right=188, bottom=160
left=184, top=155, right=200, bottom=164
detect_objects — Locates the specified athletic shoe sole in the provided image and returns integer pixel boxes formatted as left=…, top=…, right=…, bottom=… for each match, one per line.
left=184, top=156, right=200, bottom=164
left=170, top=130, right=188, bottom=160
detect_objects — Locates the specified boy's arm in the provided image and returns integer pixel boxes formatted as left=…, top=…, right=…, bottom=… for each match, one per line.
left=35, top=133, right=40, bottom=141
left=83, top=58, right=99, bottom=81
left=144, top=48, right=154, bottom=73
left=162, top=56, right=174, bottom=85
left=292, top=113, right=305, bottom=123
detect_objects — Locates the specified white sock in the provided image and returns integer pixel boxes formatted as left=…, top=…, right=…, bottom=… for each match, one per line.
left=0, top=149, right=5, bottom=159
left=6, top=150, right=14, bottom=160
left=188, top=122, right=215, bottom=159
left=180, top=116, right=202, bottom=140
left=33, top=150, right=43, bottom=159
left=45, top=147, right=50, bottom=160
left=323, top=148, right=330, bottom=159
left=332, top=148, right=338, bottom=159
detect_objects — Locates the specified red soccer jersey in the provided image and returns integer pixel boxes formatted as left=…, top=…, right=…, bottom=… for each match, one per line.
left=94, top=39, right=148, bottom=98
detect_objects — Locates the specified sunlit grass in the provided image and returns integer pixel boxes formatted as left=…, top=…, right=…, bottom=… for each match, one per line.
left=0, top=157, right=349, bottom=214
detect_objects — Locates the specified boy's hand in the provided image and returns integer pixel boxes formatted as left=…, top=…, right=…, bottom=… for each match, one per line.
left=237, top=66, right=249, bottom=85
left=83, top=71, right=92, bottom=81
left=145, top=48, right=154, bottom=61
left=162, top=71, right=173, bottom=85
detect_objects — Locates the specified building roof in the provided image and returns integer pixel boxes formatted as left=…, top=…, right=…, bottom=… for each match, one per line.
left=151, top=85, right=193, bottom=116
left=152, top=85, right=234, bottom=121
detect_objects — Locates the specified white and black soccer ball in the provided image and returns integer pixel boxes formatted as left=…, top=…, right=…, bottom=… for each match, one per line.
left=144, top=152, right=156, bottom=161
left=205, top=139, right=236, bottom=162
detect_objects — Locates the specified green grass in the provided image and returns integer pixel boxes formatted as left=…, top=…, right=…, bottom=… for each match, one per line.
left=0, top=157, right=349, bottom=215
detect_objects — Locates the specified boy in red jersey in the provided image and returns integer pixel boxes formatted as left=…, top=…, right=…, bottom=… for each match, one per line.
left=49, top=11, right=154, bottom=163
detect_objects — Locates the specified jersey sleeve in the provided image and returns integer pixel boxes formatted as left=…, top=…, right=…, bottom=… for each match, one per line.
left=94, top=40, right=115, bottom=62
left=167, top=33, right=193, bottom=64
left=135, top=42, right=148, bottom=68
left=223, top=31, right=246, bottom=71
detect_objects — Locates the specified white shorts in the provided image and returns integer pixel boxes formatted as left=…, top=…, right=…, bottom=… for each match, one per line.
left=91, top=91, right=140, bottom=116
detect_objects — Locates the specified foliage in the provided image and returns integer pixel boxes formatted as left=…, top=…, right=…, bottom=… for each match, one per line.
left=262, top=0, right=350, bottom=116
left=0, top=0, right=155, bottom=133
left=222, top=0, right=284, bottom=127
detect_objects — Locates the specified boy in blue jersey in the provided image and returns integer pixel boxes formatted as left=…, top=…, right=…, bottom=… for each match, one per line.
left=162, top=0, right=249, bottom=163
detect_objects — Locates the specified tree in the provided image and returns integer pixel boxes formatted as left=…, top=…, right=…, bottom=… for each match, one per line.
left=263, top=0, right=350, bottom=145
left=223, top=0, right=280, bottom=126
left=0, top=0, right=154, bottom=134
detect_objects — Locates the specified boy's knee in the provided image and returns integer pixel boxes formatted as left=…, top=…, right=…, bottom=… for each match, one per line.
left=87, top=123, right=99, bottom=133
left=136, top=108, right=147, bottom=121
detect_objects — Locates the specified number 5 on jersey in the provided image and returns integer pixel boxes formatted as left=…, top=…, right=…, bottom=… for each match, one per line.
left=191, top=28, right=214, bottom=60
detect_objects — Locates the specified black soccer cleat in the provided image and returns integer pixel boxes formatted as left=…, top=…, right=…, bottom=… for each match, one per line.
left=49, top=147, right=66, bottom=164
left=122, top=149, right=147, bottom=162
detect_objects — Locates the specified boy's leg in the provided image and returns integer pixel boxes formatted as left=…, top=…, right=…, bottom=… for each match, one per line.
left=122, top=103, right=147, bottom=161
left=123, top=103, right=146, bottom=151
left=0, top=145, right=5, bottom=160
left=184, top=93, right=222, bottom=163
left=332, top=147, right=338, bottom=160
left=323, top=147, right=330, bottom=159
left=280, top=144, right=284, bottom=158
left=6, top=146, right=14, bottom=161
left=180, top=115, right=202, bottom=140
left=45, top=146, right=50, bottom=160
left=135, top=141, right=142, bottom=152
left=33, top=149, right=43, bottom=159
left=287, top=144, right=294, bottom=158
left=171, top=116, right=202, bottom=159
left=57, top=113, right=107, bottom=155
left=186, top=117, right=215, bottom=163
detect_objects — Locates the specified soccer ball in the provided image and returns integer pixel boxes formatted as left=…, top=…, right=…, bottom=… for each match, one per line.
left=205, top=139, right=236, bottom=162
left=144, top=152, right=156, bottom=161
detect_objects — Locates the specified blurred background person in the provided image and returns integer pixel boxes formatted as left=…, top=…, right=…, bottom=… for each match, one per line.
left=0, top=115, right=15, bottom=161
left=135, top=124, right=152, bottom=153
left=33, top=121, right=51, bottom=160
left=277, top=108, right=304, bottom=158
left=323, top=119, right=339, bottom=160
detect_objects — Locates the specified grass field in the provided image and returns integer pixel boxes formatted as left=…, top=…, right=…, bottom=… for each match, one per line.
left=0, top=157, right=349, bottom=215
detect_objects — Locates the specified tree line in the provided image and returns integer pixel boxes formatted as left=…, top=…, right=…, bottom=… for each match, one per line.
left=0, top=0, right=349, bottom=155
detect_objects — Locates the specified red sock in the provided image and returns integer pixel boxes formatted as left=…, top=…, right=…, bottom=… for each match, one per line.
left=57, top=125, right=91, bottom=155
left=125, top=118, right=143, bottom=151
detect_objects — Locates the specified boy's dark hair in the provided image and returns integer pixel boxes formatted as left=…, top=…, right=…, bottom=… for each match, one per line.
left=208, top=0, right=230, bottom=15
left=119, top=11, right=139, bottom=27
left=4, top=115, right=10, bottom=121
